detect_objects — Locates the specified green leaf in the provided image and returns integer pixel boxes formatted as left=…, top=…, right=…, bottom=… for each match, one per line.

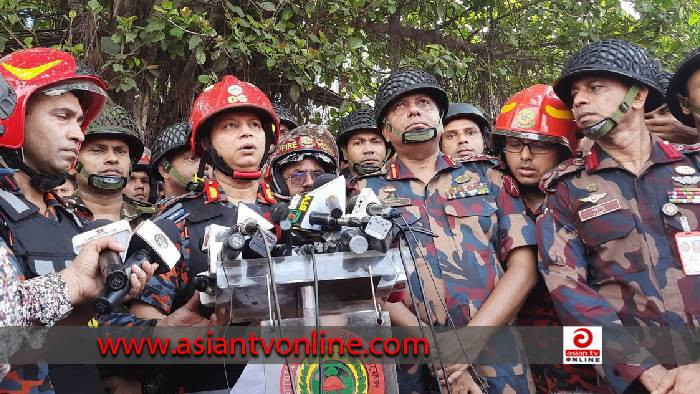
left=304, top=2, right=314, bottom=15
left=195, top=47, right=206, bottom=64
left=87, top=0, right=103, bottom=13
left=0, top=37, right=6, bottom=53
left=112, top=63, right=124, bottom=72
left=68, top=10, right=76, bottom=19
left=189, top=35, right=202, bottom=50
left=145, top=20, right=165, bottom=32
left=227, top=2, right=245, bottom=17
left=23, top=36, right=33, bottom=47
left=266, top=57, right=276, bottom=68
left=170, top=27, right=184, bottom=39
left=260, top=1, right=276, bottom=12
left=281, top=7, right=294, bottom=20
left=690, top=12, right=700, bottom=26
left=289, top=84, right=301, bottom=102
left=100, top=36, right=119, bottom=54
left=119, top=77, right=137, bottom=92
left=161, top=0, right=173, bottom=10
left=198, top=74, right=211, bottom=84
left=436, top=3, right=444, bottom=20
left=348, top=37, right=362, bottom=50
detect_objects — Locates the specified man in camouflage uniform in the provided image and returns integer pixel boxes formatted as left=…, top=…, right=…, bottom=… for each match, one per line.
left=65, top=103, right=155, bottom=226
left=441, top=103, right=492, bottom=158
left=150, top=122, right=202, bottom=203
left=0, top=48, right=153, bottom=394
left=336, top=108, right=389, bottom=180
left=131, top=75, right=280, bottom=392
left=350, top=69, right=538, bottom=393
left=538, top=39, right=700, bottom=393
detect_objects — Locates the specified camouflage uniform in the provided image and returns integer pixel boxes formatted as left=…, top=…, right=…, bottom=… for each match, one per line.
left=63, top=193, right=155, bottom=229
left=351, top=152, right=536, bottom=393
left=537, top=136, right=700, bottom=393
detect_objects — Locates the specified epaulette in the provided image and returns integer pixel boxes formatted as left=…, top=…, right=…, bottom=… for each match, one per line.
left=258, top=181, right=277, bottom=205
left=540, top=157, right=586, bottom=192
left=456, top=153, right=499, bottom=164
left=675, top=142, right=700, bottom=154
left=156, top=191, right=200, bottom=211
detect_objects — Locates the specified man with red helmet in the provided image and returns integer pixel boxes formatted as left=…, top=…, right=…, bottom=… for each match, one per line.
left=130, top=75, right=279, bottom=392
left=492, top=84, right=607, bottom=393
left=0, top=48, right=155, bottom=393
left=124, top=148, right=152, bottom=203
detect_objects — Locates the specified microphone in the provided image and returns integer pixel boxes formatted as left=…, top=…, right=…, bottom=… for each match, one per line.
left=308, top=212, right=365, bottom=228
left=94, top=210, right=185, bottom=314
left=72, top=219, right=132, bottom=291
left=312, top=174, right=342, bottom=219
left=270, top=202, right=291, bottom=224
left=366, top=202, right=399, bottom=218
left=339, top=228, right=368, bottom=254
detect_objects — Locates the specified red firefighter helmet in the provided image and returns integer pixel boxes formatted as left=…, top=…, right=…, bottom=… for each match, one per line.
left=492, top=84, right=578, bottom=155
left=0, top=47, right=107, bottom=149
left=189, top=75, right=279, bottom=157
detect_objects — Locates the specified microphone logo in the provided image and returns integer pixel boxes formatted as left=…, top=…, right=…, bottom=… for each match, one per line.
left=154, top=233, right=168, bottom=249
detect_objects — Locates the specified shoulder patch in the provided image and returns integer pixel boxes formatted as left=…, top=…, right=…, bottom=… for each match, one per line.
left=540, top=157, right=585, bottom=192
left=503, top=175, right=520, bottom=197
left=679, top=142, right=700, bottom=154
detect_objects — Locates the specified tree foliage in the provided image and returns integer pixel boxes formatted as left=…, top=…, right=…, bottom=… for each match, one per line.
left=1, top=0, right=699, bottom=143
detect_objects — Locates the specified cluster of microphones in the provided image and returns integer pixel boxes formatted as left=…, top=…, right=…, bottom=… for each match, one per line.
left=71, top=204, right=186, bottom=314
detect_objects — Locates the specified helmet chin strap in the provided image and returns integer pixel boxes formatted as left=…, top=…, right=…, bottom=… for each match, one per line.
left=580, top=85, right=639, bottom=140
left=352, top=162, right=381, bottom=176
left=386, top=120, right=444, bottom=144
left=75, top=161, right=127, bottom=191
left=0, top=149, right=66, bottom=191
left=203, top=136, right=263, bottom=180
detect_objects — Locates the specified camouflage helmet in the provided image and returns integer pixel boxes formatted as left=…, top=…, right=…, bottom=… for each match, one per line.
left=272, top=102, right=299, bottom=130
left=264, top=124, right=339, bottom=196
left=554, top=39, right=664, bottom=111
left=150, top=122, right=192, bottom=180
left=374, top=69, right=449, bottom=127
left=84, top=103, right=144, bottom=164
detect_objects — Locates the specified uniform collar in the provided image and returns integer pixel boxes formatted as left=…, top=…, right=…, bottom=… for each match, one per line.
left=386, top=152, right=460, bottom=180
left=585, top=133, right=684, bottom=173
left=65, top=193, right=154, bottom=221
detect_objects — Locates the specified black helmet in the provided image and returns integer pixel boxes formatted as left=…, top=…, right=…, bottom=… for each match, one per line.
left=272, top=102, right=299, bottom=130
left=150, top=122, right=192, bottom=180
left=374, top=69, right=449, bottom=127
left=84, top=103, right=145, bottom=164
left=443, top=103, right=492, bottom=148
left=554, top=39, right=664, bottom=112
left=667, top=48, right=700, bottom=127
left=336, top=108, right=379, bottom=151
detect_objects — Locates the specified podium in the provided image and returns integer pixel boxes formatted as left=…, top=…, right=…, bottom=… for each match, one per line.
left=209, top=246, right=408, bottom=394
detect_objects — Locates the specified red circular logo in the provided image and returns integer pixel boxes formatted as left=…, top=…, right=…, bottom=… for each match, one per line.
left=573, top=328, right=593, bottom=348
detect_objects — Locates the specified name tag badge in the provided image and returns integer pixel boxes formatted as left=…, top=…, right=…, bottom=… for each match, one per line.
left=675, top=231, right=700, bottom=275
left=578, top=199, right=621, bottom=222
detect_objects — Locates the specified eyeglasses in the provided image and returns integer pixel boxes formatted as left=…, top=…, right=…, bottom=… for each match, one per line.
left=284, top=169, right=325, bottom=186
left=505, top=139, right=552, bottom=155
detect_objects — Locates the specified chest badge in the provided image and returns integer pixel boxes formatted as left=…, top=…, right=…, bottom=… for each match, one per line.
left=672, top=175, right=700, bottom=185
left=578, top=199, right=621, bottom=222
left=580, top=192, right=607, bottom=204
left=675, top=165, right=696, bottom=176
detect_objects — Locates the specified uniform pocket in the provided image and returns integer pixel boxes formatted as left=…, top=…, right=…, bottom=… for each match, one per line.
left=443, top=197, right=497, bottom=250
left=579, top=209, right=647, bottom=281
